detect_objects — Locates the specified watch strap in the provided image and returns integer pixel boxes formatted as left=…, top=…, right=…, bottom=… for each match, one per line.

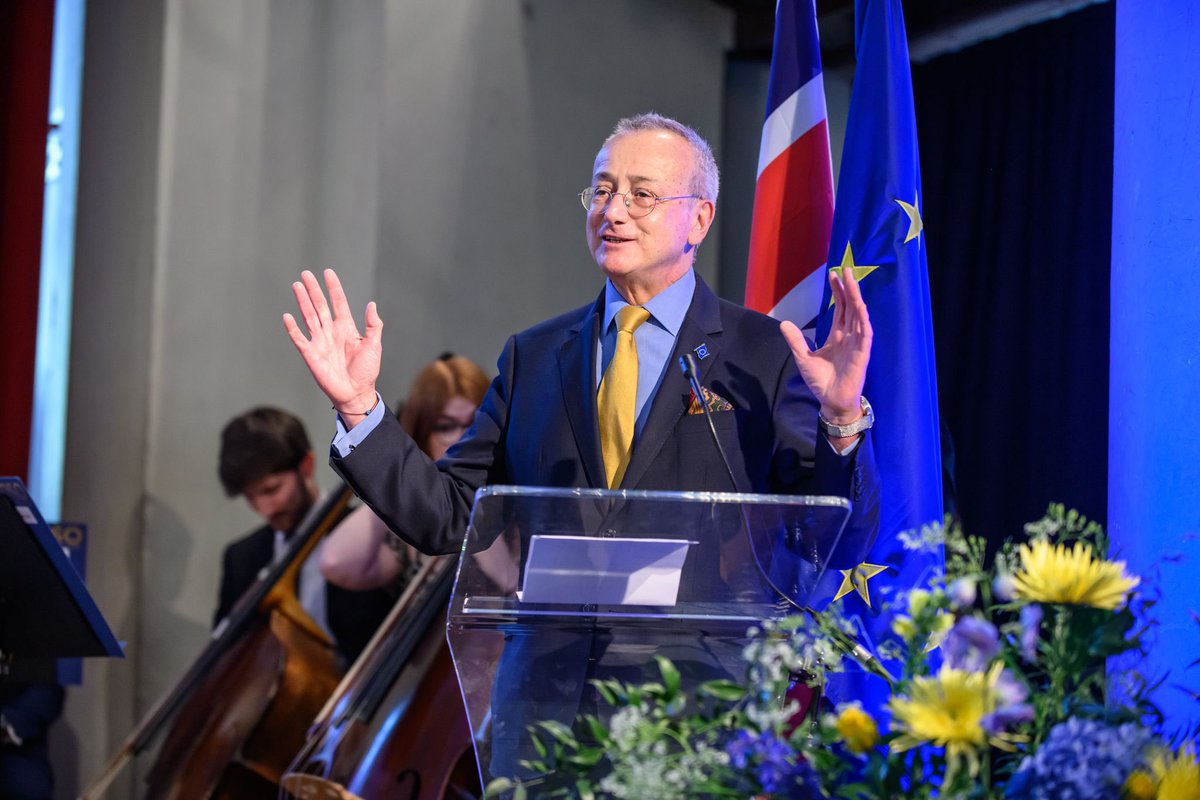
left=818, top=396, right=874, bottom=438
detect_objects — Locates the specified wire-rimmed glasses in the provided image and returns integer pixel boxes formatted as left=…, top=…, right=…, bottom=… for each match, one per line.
left=578, top=186, right=702, bottom=218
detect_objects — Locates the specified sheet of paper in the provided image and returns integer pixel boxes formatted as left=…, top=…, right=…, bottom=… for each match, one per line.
left=518, top=534, right=695, bottom=606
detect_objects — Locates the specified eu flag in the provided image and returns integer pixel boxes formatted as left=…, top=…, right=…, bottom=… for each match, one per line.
left=815, top=0, right=944, bottom=715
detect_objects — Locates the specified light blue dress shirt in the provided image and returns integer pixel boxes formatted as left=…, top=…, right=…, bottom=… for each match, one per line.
left=596, top=269, right=696, bottom=441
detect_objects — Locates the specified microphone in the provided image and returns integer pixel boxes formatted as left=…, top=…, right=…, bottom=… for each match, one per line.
left=677, top=354, right=892, bottom=683
left=679, top=353, right=740, bottom=493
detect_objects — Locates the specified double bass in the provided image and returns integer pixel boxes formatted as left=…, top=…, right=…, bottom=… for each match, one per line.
left=280, top=554, right=480, bottom=800
left=82, top=487, right=354, bottom=799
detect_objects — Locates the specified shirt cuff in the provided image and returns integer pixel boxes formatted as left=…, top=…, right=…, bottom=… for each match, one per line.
left=331, top=392, right=386, bottom=457
left=826, top=434, right=862, bottom=457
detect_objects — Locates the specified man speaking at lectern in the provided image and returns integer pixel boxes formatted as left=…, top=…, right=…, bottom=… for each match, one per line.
left=284, top=113, right=881, bottom=773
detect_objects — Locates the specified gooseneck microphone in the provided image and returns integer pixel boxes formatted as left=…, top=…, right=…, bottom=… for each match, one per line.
left=677, top=354, right=891, bottom=683
left=679, top=352, right=740, bottom=493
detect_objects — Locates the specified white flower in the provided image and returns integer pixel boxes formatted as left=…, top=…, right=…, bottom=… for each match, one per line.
left=608, top=705, right=644, bottom=751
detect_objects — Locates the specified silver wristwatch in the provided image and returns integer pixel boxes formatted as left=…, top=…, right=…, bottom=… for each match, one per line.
left=818, top=396, right=874, bottom=438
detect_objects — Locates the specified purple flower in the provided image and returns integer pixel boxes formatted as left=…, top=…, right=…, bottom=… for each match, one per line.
left=982, top=704, right=1035, bottom=735
left=993, top=668, right=1029, bottom=707
left=948, top=577, right=977, bottom=609
left=993, top=573, right=1016, bottom=602
left=1019, top=604, right=1043, bottom=661
left=943, top=616, right=1000, bottom=671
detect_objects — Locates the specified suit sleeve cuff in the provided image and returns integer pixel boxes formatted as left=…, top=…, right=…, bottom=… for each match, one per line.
left=332, top=392, right=386, bottom=457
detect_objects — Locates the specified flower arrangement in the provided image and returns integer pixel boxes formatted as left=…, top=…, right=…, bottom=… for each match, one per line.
left=485, top=505, right=1199, bottom=799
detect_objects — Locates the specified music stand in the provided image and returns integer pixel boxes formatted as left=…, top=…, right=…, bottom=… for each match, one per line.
left=0, top=477, right=122, bottom=681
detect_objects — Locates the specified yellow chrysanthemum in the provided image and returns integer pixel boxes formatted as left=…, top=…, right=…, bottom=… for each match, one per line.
left=1012, top=539, right=1139, bottom=610
left=834, top=704, right=879, bottom=754
left=1148, top=742, right=1200, bottom=800
left=890, top=665, right=992, bottom=753
left=1123, top=769, right=1156, bottom=800
left=888, top=664, right=1023, bottom=783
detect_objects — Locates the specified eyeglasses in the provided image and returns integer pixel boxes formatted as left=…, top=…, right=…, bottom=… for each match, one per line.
left=579, top=186, right=702, bottom=218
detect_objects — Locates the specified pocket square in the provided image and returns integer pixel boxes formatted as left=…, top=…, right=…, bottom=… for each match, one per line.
left=685, top=386, right=735, bottom=415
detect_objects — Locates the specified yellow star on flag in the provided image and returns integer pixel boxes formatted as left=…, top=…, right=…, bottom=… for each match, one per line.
left=894, top=194, right=924, bottom=244
left=828, top=243, right=879, bottom=307
left=833, top=562, right=889, bottom=607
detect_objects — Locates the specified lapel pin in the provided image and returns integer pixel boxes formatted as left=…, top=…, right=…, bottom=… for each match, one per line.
left=693, top=343, right=710, bottom=360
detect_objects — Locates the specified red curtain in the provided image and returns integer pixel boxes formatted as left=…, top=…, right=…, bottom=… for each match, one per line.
left=0, top=3, right=54, bottom=480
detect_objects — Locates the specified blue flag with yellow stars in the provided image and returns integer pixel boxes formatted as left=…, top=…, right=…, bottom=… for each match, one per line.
left=814, top=0, right=944, bottom=718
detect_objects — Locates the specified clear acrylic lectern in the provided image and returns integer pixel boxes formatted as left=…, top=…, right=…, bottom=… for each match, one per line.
left=445, top=486, right=858, bottom=787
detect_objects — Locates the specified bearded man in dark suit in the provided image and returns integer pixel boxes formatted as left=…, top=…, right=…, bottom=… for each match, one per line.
left=215, top=407, right=393, bottom=666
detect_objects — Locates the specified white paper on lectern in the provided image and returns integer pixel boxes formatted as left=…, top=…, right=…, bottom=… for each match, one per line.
left=517, top=535, right=695, bottom=606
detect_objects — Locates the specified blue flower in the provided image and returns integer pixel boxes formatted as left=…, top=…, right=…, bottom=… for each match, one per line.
left=1019, top=604, right=1043, bottom=662
left=943, top=615, right=1001, bottom=671
left=1006, top=717, right=1154, bottom=800
left=725, top=730, right=820, bottom=798
left=726, top=729, right=756, bottom=769
left=755, top=735, right=793, bottom=793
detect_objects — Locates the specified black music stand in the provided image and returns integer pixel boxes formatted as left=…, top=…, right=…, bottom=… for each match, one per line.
left=0, top=477, right=122, bottom=682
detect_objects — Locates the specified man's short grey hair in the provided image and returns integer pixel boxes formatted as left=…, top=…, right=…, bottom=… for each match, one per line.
left=603, top=112, right=720, bottom=204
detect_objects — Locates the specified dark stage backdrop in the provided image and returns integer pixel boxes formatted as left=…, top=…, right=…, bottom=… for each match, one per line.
left=912, top=3, right=1114, bottom=545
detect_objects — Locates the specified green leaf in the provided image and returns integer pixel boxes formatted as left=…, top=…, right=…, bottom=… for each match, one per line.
left=519, top=758, right=549, bottom=774
left=1087, top=607, right=1137, bottom=657
left=583, top=714, right=611, bottom=747
left=592, top=679, right=619, bottom=707
left=483, top=777, right=515, bottom=798
left=656, top=654, right=681, bottom=697
left=565, top=746, right=606, bottom=768
left=536, top=720, right=579, bottom=748
left=699, top=679, right=747, bottom=702
left=514, top=783, right=527, bottom=800
left=639, top=682, right=666, bottom=700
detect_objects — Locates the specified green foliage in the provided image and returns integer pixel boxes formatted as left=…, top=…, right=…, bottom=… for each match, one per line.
left=486, top=505, right=1190, bottom=799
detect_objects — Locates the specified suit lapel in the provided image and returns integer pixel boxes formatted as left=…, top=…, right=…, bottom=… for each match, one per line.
left=559, top=297, right=606, bottom=488
left=620, top=277, right=724, bottom=490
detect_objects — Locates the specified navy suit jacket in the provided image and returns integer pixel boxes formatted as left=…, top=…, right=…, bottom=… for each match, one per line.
left=331, top=275, right=881, bottom=779
left=332, top=275, right=879, bottom=563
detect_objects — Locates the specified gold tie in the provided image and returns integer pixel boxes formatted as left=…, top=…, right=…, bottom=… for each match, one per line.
left=598, top=305, right=651, bottom=488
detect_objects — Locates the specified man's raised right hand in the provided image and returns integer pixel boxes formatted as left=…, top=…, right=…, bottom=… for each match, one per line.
left=283, top=269, right=383, bottom=427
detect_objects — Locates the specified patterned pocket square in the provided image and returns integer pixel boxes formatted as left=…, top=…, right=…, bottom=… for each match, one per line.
left=685, top=386, right=735, bottom=415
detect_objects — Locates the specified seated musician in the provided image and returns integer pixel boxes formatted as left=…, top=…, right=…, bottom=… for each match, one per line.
left=215, top=407, right=394, bottom=665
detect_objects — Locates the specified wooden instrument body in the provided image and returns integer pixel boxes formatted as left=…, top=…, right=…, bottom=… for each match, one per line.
left=144, top=610, right=341, bottom=799
left=282, top=559, right=481, bottom=800
left=81, top=489, right=354, bottom=800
